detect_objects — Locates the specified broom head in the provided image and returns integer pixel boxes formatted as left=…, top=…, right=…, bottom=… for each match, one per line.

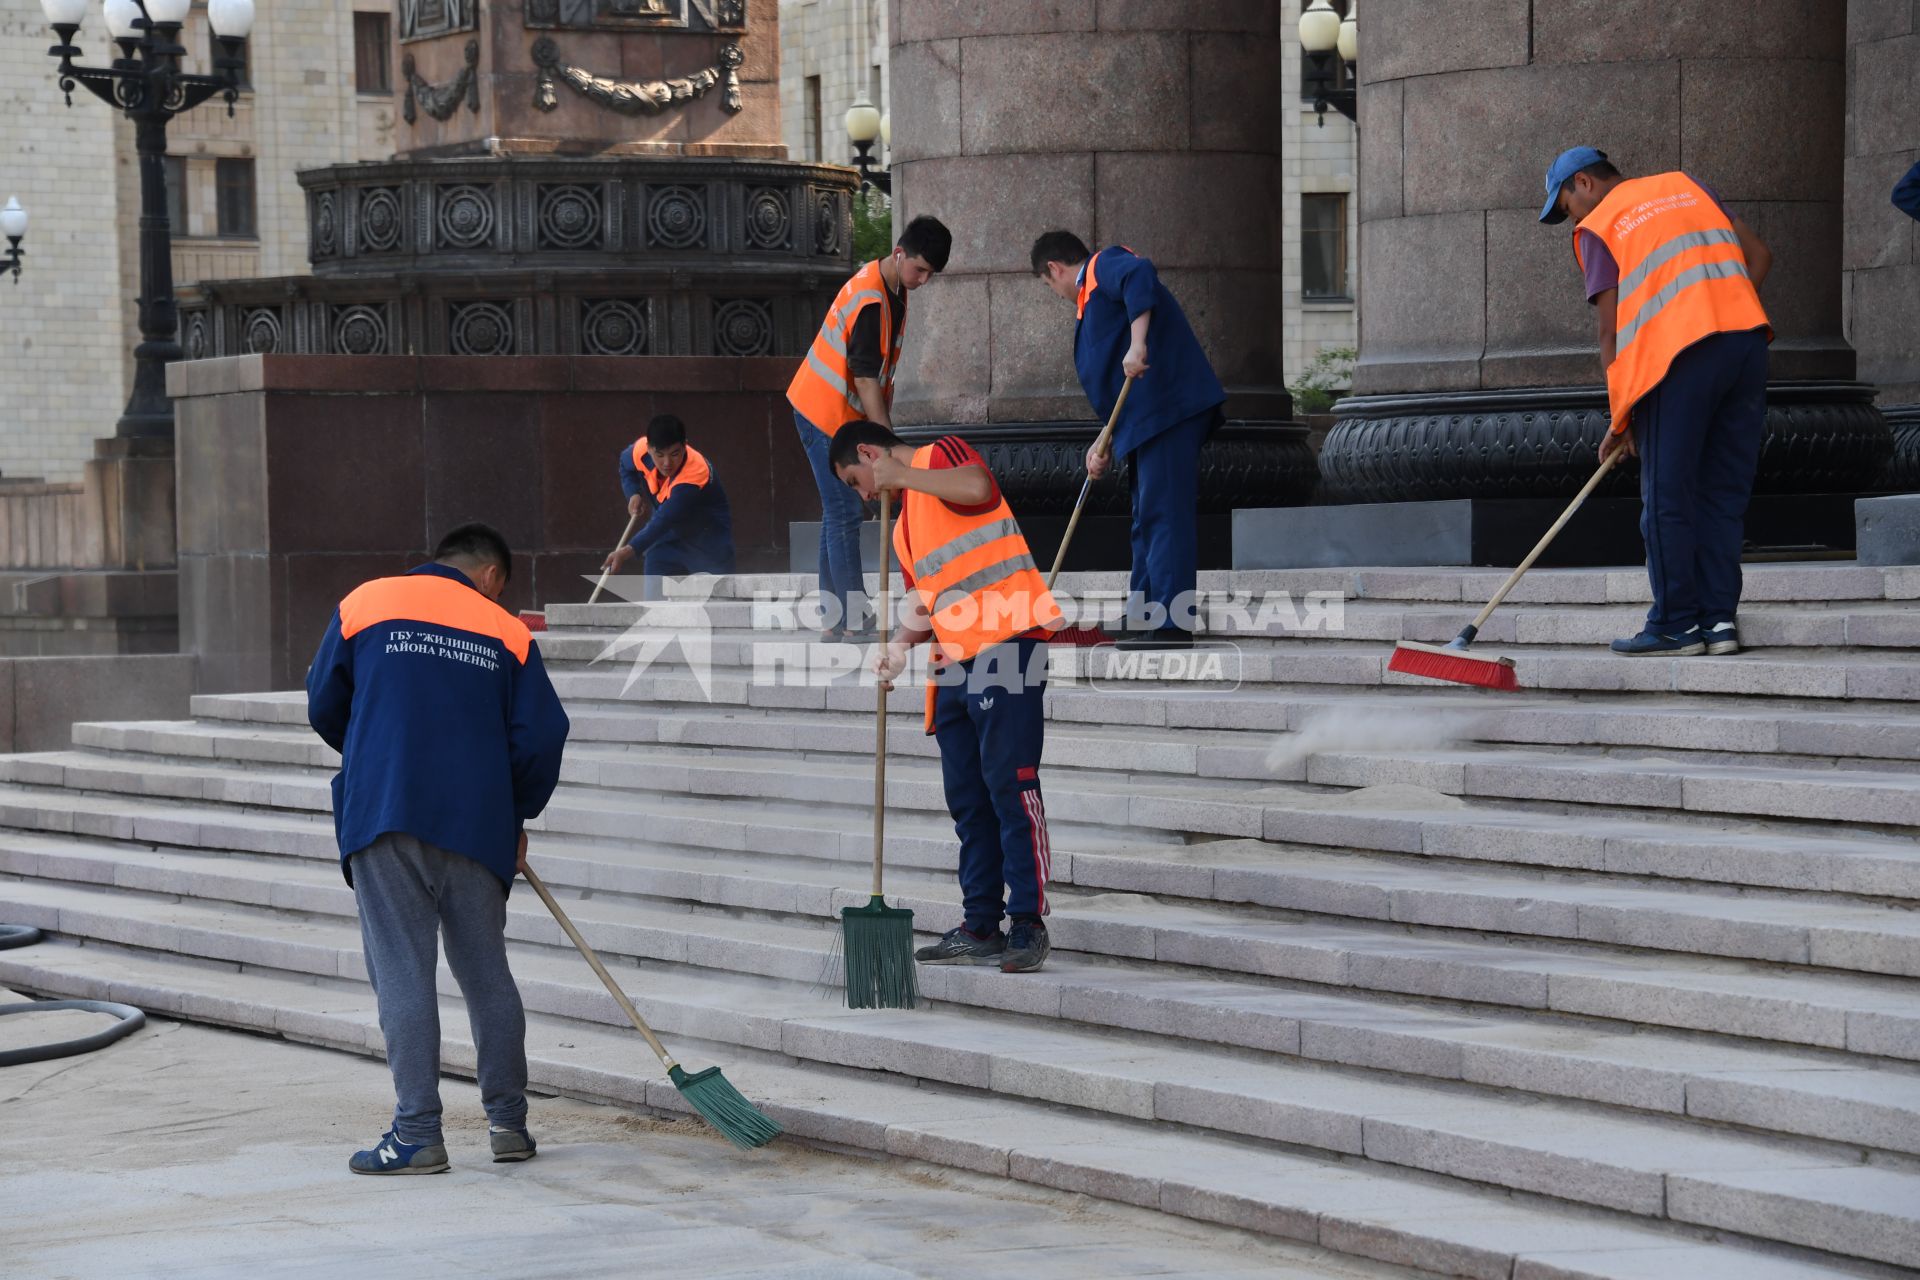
left=840, top=894, right=919, bottom=1010
left=518, top=610, right=548, bottom=632
left=1048, top=625, right=1114, bottom=647
left=669, top=1063, right=782, bottom=1149
left=1388, top=640, right=1520, bottom=691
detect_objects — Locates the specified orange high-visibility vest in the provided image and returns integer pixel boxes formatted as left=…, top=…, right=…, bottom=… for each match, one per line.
left=1574, top=173, right=1771, bottom=435
left=787, top=259, right=903, bottom=436
left=631, top=437, right=713, bottom=502
left=893, top=445, right=1061, bottom=668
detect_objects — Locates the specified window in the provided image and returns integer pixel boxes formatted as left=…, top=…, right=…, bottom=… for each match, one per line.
left=1299, top=0, right=1350, bottom=101
left=210, top=33, right=251, bottom=89
left=804, top=75, right=822, bottom=163
left=1301, top=193, right=1348, bottom=300
left=216, top=158, right=257, bottom=239
left=354, top=12, right=392, bottom=95
left=164, top=155, right=189, bottom=235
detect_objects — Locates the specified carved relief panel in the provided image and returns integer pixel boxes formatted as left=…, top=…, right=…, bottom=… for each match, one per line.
left=525, top=0, right=746, bottom=33
left=399, top=0, right=479, bottom=43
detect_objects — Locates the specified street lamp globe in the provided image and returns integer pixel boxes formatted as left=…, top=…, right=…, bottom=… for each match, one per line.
left=1337, top=0, right=1358, bottom=63
left=209, top=0, right=256, bottom=39
left=102, top=0, right=143, bottom=39
left=144, top=0, right=193, bottom=24
left=38, top=0, right=89, bottom=26
left=0, top=198, right=27, bottom=240
left=844, top=96, right=881, bottom=146
left=1299, top=0, right=1341, bottom=54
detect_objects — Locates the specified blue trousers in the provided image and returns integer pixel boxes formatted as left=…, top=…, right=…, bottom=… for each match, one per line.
left=932, top=638, right=1049, bottom=934
left=1632, top=329, right=1769, bottom=633
left=1126, top=409, right=1215, bottom=632
left=795, top=410, right=866, bottom=631
left=639, top=545, right=729, bottom=601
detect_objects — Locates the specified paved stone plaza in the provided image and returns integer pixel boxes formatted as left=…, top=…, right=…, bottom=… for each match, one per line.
left=3, top=992, right=1398, bottom=1279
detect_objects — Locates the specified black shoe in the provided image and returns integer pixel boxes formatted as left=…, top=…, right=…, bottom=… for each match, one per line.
left=1000, top=920, right=1050, bottom=973
left=1609, top=627, right=1705, bottom=657
left=1114, top=627, right=1194, bottom=652
left=914, top=926, right=1005, bottom=965
left=1702, top=621, right=1740, bottom=655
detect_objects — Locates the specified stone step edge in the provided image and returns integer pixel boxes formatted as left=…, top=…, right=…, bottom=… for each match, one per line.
left=7, top=767, right=1920, bottom=990
left=6, top=863, right=1920, bottom=1185
left=11, top=826, right=1920, bottom=1156
left=2, top=944, right=1880, bottom=1280
left=7, top=793, right=1920, bottom=1064
left=3, top=925, right=1914, bottom=1274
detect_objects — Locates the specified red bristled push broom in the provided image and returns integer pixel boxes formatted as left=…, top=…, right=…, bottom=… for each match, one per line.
left=1388, top=442, right=1627, bottom=690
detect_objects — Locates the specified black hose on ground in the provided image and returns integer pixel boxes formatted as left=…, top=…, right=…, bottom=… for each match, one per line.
left=0, top=925, right=149, bottom=1065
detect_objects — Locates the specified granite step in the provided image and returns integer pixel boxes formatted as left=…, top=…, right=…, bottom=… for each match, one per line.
left=5, top=826, right=1917, bottom=1159
left=1, top=789, right=1915, bottom=1062
left=1, top=938, right=1883, bottom=1280
left=2, top=876, right=1916, bottom=1270
left=10, top=742, right=1920, bottom=977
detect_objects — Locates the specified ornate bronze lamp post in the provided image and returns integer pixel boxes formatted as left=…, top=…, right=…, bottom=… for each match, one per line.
left=36, top=0, right=257, bottom=439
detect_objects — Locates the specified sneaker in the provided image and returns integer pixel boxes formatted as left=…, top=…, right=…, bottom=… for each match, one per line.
left=349, top=1129, right=449, bottom=1176
left=1000, top=920, right=1051, bottom=974
left=489, top=1125, right=537, bottom=1163
left=1609, top=628, right=1705, bottom=657
left=914, top=926, right=1005, bottom=965
left=1703, top=621, right=1740, bottom=655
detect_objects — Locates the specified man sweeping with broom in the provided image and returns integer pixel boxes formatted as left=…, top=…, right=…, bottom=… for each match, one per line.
left=832, top=422, right=1063, bottom=974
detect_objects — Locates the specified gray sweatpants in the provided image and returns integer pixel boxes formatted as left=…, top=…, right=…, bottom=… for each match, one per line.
left=350, top=832, right=529, bottom=1146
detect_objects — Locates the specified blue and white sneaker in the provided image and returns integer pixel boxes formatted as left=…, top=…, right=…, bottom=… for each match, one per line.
left=349, top=1129, right=449, bottom=1176
left=490, top=1125, right=537, bottom=1163
left=1702, top=621, right=1740, bottom=655
left=1610, top=627, right=1706, bottom=657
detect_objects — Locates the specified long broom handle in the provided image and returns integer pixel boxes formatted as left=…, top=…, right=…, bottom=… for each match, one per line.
left=1046, top=375, right=1136, bottom=590
left=1466, top=439, right=1627, bottom=632
left=524, top=866, right=680, bottom=1073
left=587, top=513, right=644, bottom=605
left=870, top=489, right=892, bottom=897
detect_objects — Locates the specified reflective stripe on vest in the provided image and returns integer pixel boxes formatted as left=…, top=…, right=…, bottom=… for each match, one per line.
left=892, top=445, right=1060, bottom=666
left=1573, top=174, right=1771, bottom=434
left=786, top=261, right=902, bottom=436
left=339, top=574, right=531, bottom=665
left=630, top=438, right=713, bottom=503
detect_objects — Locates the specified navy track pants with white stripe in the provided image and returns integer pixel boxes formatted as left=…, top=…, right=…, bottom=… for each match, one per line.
left=932, top=637, right=1050, bottom=934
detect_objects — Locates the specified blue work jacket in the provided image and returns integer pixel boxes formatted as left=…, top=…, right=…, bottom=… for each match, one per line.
left=1073, top=246, right=1226, bottom=457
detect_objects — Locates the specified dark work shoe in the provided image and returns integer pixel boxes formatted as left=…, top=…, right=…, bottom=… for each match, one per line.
left=1702, top=621, right=1741, bottom=655
left=1610, top=628, right=1705, bottom=657
left=1000, top=920, right=1051, bottom=974
left=1114, top=627, right=1194, bottom=652
left=349, top=1129, right=449, bottom=1176
left=490, top=1125, right=537, bottom=1163
left=915, top=926, right=1006, bottom=965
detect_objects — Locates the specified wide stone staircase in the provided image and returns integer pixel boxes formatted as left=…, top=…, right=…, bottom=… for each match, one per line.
left=3, top=564, right=1918, bottom=1279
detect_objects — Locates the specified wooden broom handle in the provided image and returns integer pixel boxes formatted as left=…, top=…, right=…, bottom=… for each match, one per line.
left=587, top=512, right=643, bottom=605
left=1468, top=440, right=1626, bottom=631
left=871, top=489, right=891, bottom=897
left=524, top=866, right=679, bottom=1072
left=1047, top=375, right=1135, bottom=590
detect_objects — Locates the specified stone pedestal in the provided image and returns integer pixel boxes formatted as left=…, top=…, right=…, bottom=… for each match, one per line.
left=889, top=1, right=1290, bottom=426
left=87, top=437, right=176, bottom=571
left=1843, top=0, right=1920, bottom=410
left=168, top=354, right=813, bottom=692
left=1341, top=0, right=1885, bottom=500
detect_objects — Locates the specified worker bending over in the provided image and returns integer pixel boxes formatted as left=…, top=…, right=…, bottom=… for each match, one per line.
left=1032, top=231, right=1225, bottom=650
left=832, top=421, right=1062, bottom=974
left=601, top=413, right=735, bottom=596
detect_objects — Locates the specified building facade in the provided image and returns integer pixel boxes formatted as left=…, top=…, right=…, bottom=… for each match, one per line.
left=0, top=0, right=396, bottom=482
left=777, top=0, right=887, bottom=167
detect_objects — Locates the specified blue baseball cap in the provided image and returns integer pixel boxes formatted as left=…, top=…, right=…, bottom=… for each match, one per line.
left=1539, top=146, right=1608, bottom=224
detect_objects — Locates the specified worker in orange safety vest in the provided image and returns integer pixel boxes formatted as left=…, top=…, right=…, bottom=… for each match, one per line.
left=831, top=420, right=1063, bottom=975
left=787, top=216, right=952, bottom=642
left=1543, top=146, right=1773, bottom=658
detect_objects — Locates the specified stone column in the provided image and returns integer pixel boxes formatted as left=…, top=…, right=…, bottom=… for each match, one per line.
left=888, top=0, right=1291, bottom=426
left=1328, top=0, right=1890, bottom=503
left=1845, top=0, right=1920, bottom=489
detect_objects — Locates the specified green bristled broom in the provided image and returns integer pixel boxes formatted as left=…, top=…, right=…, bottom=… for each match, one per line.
left=525, top=867, right=781, bottom=1149
left=841, top=488, right=920, bottom=1010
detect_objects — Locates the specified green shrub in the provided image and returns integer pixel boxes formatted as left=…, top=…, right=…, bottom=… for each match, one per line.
left=851, top=189, right=893, bottom=263
left=1288, top=344, right=1357, bottom=416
